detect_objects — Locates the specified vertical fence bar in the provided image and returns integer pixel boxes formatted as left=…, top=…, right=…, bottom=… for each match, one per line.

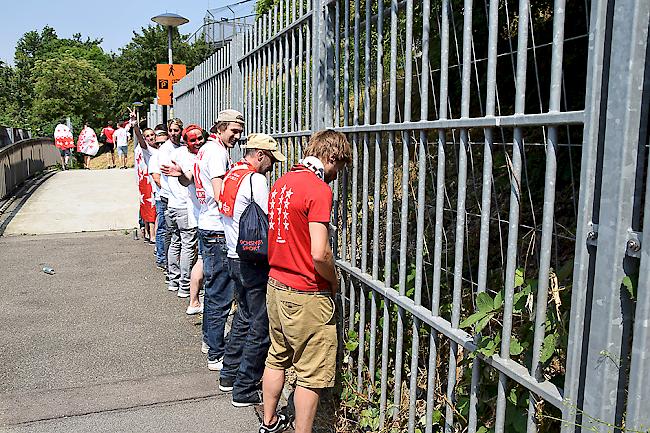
left=495, top=0, right=529, bottom=431
left=444, top=1, right=472, bottom=431
left=468, top=0, right=498, bottom=431
left=356, top=0, right=373, bottom=394
left=298, top=17, right=304, bottom=132
left=426, top=1, right=449, bottom=432
left=398, top=0, right=414, bottom=427
left=291, top=23, right=297, bottom=132
left=370, top=0, right=385, bottom=419
left=343, top=0, right=350, bottom=127
left=526, top=0, right=566, bottom=431
left=382, top=0, right=398, bottom=425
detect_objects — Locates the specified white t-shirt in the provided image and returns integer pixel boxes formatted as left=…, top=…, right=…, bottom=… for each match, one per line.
left=145, top=146, right=160, bottom=200
left=223, top=172, right=269, bottom=259
left=181, top=151, right=200, bottom=229
left=195, top=138, right=231, bottom=231
left=113, top=128, right=130, bottom=147
left=166, top=145, right=191, bottom=209
left=149, top=139, right=180, bottom=200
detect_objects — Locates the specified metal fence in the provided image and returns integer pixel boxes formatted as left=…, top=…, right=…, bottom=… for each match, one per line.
left=174, top=0, right=650, bottom=431
left=0, top=138, right=57, bottom=200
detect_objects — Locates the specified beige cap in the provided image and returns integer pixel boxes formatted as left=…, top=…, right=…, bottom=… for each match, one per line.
left=216, top=109, right=245, bottom=125
left=242, top=133, right=287, bottom=162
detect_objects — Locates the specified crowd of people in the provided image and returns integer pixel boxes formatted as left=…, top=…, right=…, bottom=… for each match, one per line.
left=130, top=108, right=352, bottom=433
left=52, top=119, right=133, bottom=170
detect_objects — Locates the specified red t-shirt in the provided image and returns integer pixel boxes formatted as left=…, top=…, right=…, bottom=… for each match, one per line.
left=102, top=127, right=115, bottom=143
left=268, top=167, right=332, bottom=292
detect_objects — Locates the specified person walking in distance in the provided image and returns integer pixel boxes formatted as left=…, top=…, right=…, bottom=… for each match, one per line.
left=261, top=130, right=351, bottom=433
left=114, top=121, right=131, bottom=169
left=218, top=133, right=285, bottom=407
left=196, top=110, right=243, bottom=370
left=101, top=121, right=116, bottom=168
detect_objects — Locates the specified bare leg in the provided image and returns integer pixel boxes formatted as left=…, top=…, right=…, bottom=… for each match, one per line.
left=60, top=156, right=66, bottom=170
left=294, top=386, right=321, bottom=433
left=262, top=367, right=285, bottom=426
left=111, top=151, right=116, bottom=167
left=189, top=258, right=203, bottom=308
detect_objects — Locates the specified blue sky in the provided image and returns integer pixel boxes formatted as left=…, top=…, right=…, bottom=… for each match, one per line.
left=1, top=0, right=254, bottom=65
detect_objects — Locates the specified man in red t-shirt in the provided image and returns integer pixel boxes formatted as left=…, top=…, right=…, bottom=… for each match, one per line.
left=101, top=121, right=116, bottom=168
left=261, top=130, right=351, bottom=433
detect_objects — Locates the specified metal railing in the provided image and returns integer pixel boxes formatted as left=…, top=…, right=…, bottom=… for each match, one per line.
left=0, top=138, right=57, bottom=200
left=174, top=0, right=650, bottom=431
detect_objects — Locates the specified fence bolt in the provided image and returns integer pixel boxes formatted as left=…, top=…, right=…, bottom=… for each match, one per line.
left=587, top=231, right=598, bottom=241
left=627, top=239, right=641, bottom=252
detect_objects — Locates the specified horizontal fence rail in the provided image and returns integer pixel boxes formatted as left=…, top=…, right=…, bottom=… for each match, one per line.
left=0, top=138, right=57, bottom=200
left=174, top=0, right=650, bottom=431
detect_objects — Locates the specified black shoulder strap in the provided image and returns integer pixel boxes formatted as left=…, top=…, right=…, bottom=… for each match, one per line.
left=249, top=172, right=255, bottom=204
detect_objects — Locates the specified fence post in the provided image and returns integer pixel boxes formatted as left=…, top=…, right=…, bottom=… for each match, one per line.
left=311, top=0, right=334, bottom=131
left=563, top=0, right=650, bottom=430
left=231, top=33, right=245, bottom=117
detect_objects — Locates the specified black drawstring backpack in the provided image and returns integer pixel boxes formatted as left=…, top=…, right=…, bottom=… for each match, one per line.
left=236, top=173, right=269, bottom=262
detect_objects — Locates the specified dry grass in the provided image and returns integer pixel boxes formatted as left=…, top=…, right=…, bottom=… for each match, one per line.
left=87, top=139, right=136, bottom=170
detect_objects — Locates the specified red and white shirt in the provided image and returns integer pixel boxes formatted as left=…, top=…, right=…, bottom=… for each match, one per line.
left=268, top=165, right=333, bottom=292
left=195, top=136, right=231, bottom=232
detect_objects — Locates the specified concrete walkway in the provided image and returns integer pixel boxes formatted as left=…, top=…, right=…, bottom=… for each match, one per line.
left=0, top=194, right=260, bottom=431
left=4, top=168, right=139, bottom=235
left=0, top=232, right=259, bottom=432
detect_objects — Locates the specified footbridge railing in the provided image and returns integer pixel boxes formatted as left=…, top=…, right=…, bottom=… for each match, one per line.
left=174, top=0, right=650, bottom=431
left=0, top=138, right=57, bottom=200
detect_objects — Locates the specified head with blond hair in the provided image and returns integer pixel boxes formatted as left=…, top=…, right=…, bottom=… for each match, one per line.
left=304, top=129, right=352, bottom=182
left=167, top=118, right=184, bottom=145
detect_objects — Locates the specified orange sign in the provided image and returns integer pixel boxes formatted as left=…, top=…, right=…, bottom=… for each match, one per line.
left=156, top=64, right=187, bottom=106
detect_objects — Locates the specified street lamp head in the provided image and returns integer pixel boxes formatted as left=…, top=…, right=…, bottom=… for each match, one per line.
left=151, top=13, right=189, bottom=28
left=132, top=101, right=144, bottom=107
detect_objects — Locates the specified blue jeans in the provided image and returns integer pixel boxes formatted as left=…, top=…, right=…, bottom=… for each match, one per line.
left=221, top=259, right=270, bottom=400
left=155, top=200, right=167, bottom=266
left=199, top=229, right=234, bottom=361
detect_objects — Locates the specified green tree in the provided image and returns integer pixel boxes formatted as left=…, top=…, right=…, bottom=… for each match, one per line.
left=0, top=61, right=18, bottom=126
left=31, top=55, right=115, bottom=135
left=109, top=25, right=211, bottom=117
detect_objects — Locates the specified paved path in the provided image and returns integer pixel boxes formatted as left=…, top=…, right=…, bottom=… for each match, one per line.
left=0, top=230, right=259, bottom=431
left=4, top=169, right=139, bottom=235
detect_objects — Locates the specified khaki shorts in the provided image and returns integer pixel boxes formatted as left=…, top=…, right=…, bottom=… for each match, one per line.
left=265, top=278, right=337, bottom=389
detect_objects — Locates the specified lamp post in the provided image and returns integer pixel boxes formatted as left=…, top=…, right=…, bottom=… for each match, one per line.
left=151, top=12, right=189, bottom=121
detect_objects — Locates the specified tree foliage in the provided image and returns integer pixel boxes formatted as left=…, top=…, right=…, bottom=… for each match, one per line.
left=0, top=24, right=211, bottom=136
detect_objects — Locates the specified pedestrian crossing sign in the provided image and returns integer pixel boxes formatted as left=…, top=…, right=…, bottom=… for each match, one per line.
left=156, top=64, right=187, bottom=106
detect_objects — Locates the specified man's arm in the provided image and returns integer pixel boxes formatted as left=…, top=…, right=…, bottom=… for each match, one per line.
left=161, top=160, right=193, bottom=186
left=309, top=221, right=338, bottom=295
left=211, top=177, right=224, bottom=202
left=129, top=109, right=147, bottom=149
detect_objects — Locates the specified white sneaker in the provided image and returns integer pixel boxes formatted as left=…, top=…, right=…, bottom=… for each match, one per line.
left=207, top=357, right=224, bottom=371
left=201, top=341, right=209, bottom=354
left=177, top=290, right=190, bottom=298
left=168, top=286, right=178, bottom=292
left=187, top=304, right=204, bottom=315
